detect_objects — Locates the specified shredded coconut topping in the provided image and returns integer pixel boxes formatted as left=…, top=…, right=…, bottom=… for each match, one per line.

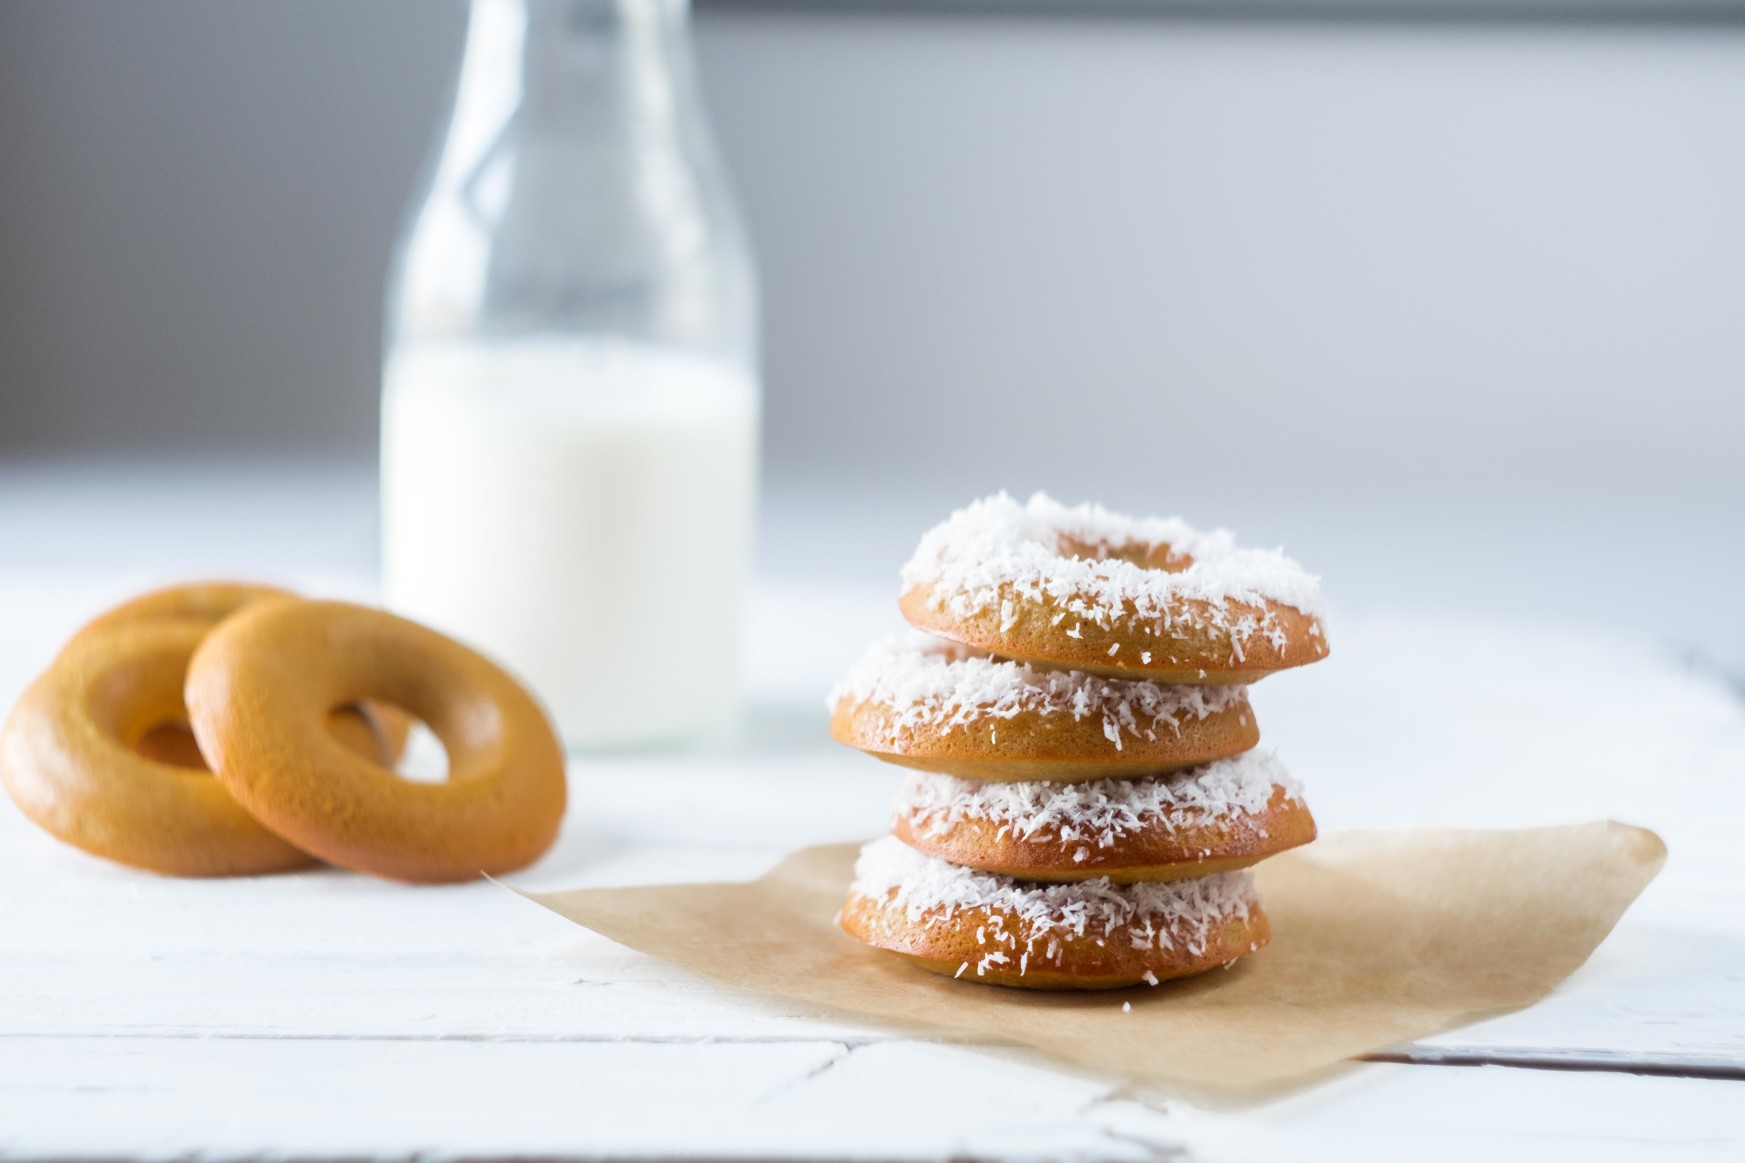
left=829, top=634, right=1245, bottom=750
left=900, top=492, right=1323, bottom=650
left=895, top=750, right=1300, bottom=852
left=851, top=837, right=1257, bottom=972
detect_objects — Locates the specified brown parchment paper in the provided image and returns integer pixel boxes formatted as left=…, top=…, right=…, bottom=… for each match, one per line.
left=525, top=821, right=1664, bottom=1095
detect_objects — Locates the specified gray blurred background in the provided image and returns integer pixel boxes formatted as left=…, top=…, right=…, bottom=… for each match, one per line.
left=2, top=2, right=1743, bottom=675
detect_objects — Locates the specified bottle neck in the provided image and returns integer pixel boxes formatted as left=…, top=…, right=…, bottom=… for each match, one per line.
left=398, top=0, right=754, bottom=364
left=455, top=0, right=696, bottom=137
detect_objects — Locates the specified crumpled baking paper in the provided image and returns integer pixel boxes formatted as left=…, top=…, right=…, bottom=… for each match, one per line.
left=525, top=820, right=1664, bottom=1095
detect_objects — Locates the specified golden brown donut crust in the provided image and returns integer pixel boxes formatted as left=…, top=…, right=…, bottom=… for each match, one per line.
left=841, top=891, right=1269, bottom=990
left=131, top=711, right=395, bottom=774
left=830, top=690, right=1258, bottom=782
left=187, top=599, right=566, bottom=884
left=0, top=620, right=317, bottom=876
left=69, top=581, right=299, bottom=645
left=901, top=581, right=1327, bottom=684
left=893, top=785, right=1315, bottom=883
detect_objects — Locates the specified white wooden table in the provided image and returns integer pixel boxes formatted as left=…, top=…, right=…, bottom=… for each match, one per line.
left=1, top=466, right=1742, bottom=1160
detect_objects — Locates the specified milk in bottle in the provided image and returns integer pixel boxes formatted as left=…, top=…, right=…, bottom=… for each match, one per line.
left=382, top=0, right=759, bottom=748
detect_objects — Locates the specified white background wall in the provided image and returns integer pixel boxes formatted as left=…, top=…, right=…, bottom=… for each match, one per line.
left=1, top=3, right=1741, bottom=673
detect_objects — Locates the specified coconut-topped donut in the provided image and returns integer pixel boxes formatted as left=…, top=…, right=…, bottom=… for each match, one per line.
left=899, top=493, right=1327, bottom=683
left=892, top=750, right=1313, bottom=883
left=840, top=837, right=1267, bottom=989
left=829, top=634, right=1257, bottom=781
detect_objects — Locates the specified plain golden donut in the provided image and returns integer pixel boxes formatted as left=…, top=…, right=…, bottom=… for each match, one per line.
left=889, top=752, right=1315, bottom=883
left=186, top=599, right=566, bottom=883
left=0, top=620, right=318, bottom=876
left=899, top=493, right=1328, bottom=684
left=72, top=581, right=411, bottom=760
left=829, top=635, right=1258, bottom=782
left=840, top=838, right=1268, bottom=989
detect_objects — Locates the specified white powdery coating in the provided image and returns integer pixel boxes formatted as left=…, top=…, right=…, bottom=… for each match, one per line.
left=899, top=492, right=1323, bottom=654
left=850, top=836, right=1258, bottom=971
left=828, top=634, right=1246, bottom=750
left=896, top=750, right=1302, bottom=852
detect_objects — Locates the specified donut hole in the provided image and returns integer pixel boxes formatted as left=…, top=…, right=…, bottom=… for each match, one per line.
left=1057, top=535, right=1194, bottom=573
left=385, top=711, right=451, bottom=784
left=133, top=721, right=209, bottom=770
left=313, top=701, right=451, bottom=783
left=358, top=673, right=507, bottom=789
left=297, top=612, right=508, bottom=789
left=83, top=646, right=212, bottom=771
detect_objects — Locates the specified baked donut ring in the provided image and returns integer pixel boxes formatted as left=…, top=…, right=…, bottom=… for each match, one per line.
left=72, top=581, right=412, bottom=761
left=891, top=750, right=1314, bottom=883
left=0, top=620, right=318, bottom=876
left=186, top=599, right=566, bottom=883
left=899, top=493, right=1327, bottom=684
left=841, top=838, right=1267, bottom=989
left=829, top=635, right=1257, bottom=781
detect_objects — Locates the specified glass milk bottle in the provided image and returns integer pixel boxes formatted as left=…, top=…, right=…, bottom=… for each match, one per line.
left=383, top=0, right=759, bottom=749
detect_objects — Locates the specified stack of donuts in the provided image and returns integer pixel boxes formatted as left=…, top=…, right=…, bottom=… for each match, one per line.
left=831, top=494, right=1328, bottom=990
left=1, top=582, right=566, bottom=883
